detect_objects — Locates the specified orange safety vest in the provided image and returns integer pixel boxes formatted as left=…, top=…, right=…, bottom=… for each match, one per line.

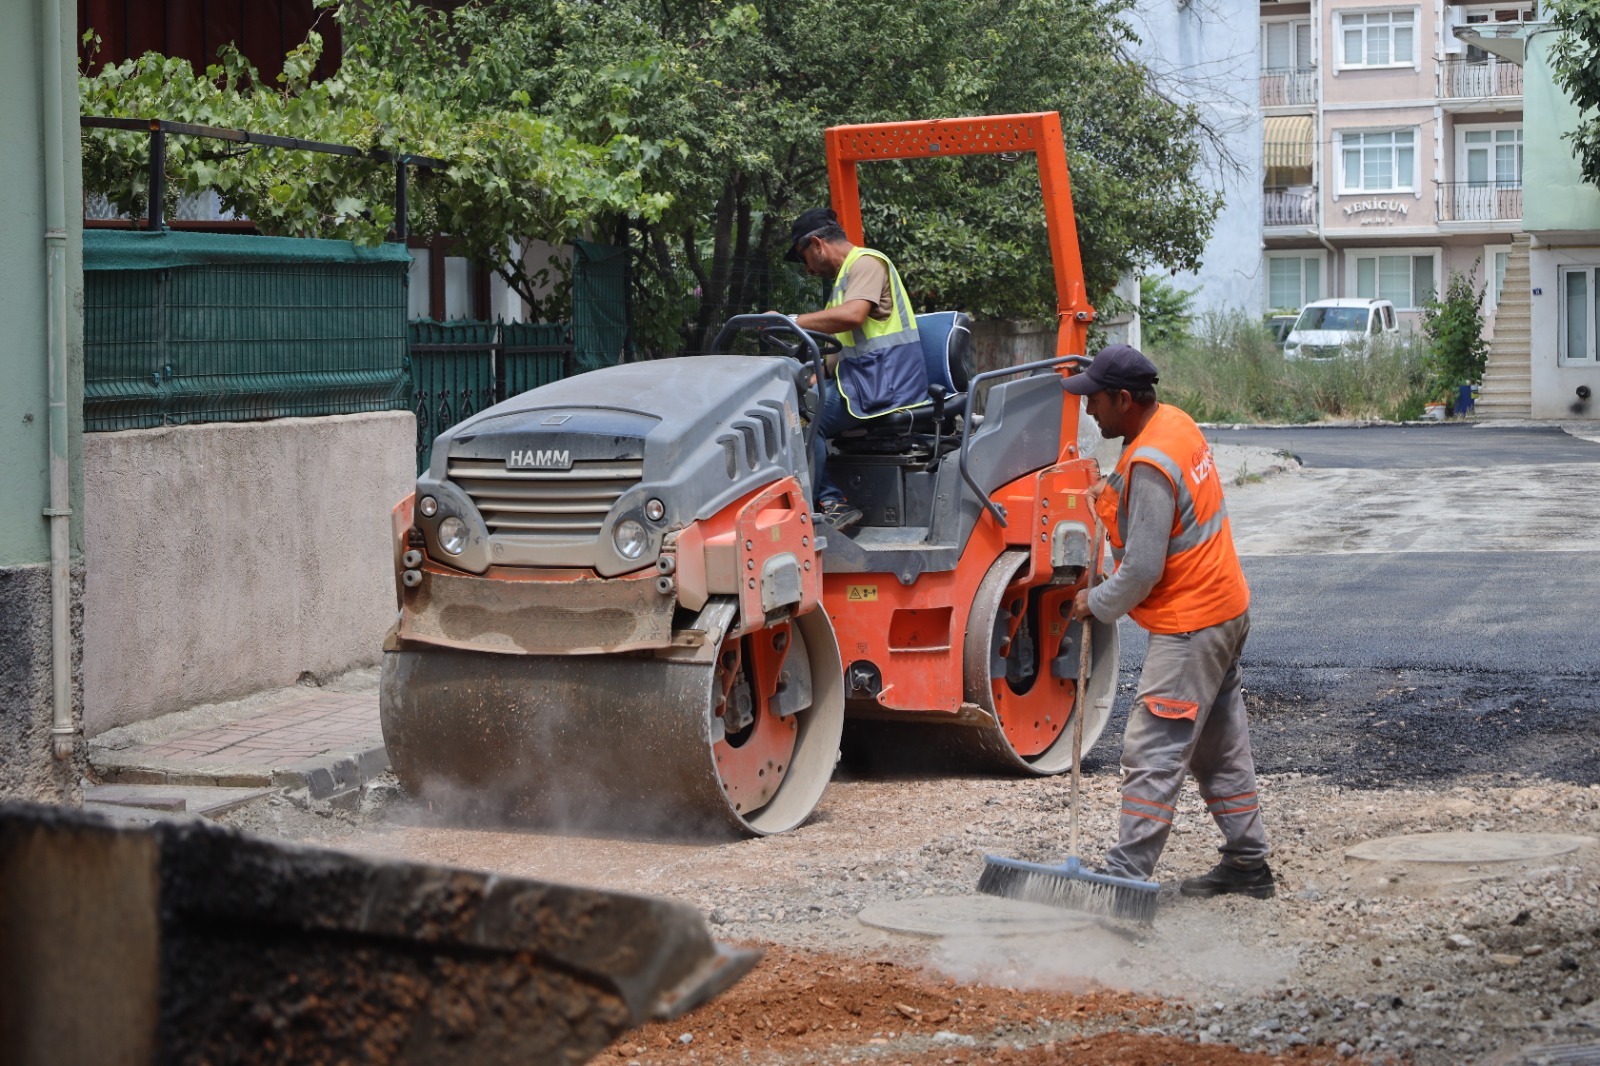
left=1094, top=403, right=1250, bottom=635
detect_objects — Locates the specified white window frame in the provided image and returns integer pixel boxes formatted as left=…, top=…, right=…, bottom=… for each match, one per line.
left=1558, top=264, right=1600, bottom=365
left=1485, top=244, right=1511, bottom=310
left=1261, top=18, right=1316, bottom=72
left=1455, top=123, right=1524, bottom=187
left=1345, top=247, right=1441, bottom=310
left=1445, top=3, right=1538, bottom=55
left=1265, top=252, right=1327, bottom=310
left=1338, top=128, right=1420, bottom=194
left=1337, top=8, right=1421, bottom=71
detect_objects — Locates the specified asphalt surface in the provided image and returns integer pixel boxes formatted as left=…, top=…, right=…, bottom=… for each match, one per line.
left=1094, top=423, right=1600, bottom=790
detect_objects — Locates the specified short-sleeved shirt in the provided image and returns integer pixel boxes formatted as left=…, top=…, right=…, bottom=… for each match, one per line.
left=837, top=254, right=893, bottom=321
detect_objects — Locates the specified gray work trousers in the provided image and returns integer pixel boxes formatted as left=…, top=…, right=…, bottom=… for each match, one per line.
left=1103, top=610, right=1268, bottom=880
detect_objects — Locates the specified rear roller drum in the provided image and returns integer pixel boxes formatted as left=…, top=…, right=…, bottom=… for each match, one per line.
left=380, top=608, right=845, bottom=836
left=960, top=550, right=1118, bottom=774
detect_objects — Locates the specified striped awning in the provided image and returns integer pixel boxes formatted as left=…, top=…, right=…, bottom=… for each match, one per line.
left=1264, top=116, right=1314, bottom=169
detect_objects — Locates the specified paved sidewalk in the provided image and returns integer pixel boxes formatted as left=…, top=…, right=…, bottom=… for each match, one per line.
left=89, top=673, right=387, bottom=802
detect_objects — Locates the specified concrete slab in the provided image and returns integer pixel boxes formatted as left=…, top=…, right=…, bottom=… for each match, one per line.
left=857, top=894, right=1096, bottom=938
left=1346, top=831, right=1596, bottom=865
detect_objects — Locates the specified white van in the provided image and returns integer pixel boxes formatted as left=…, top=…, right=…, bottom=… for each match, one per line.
left=1283, top=298, right=1399, bottom=360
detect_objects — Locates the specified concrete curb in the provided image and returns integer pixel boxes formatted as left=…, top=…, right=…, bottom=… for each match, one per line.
left=97, top=740, right=390, bottom=803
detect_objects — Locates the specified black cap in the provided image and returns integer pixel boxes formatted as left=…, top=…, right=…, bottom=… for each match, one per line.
left=785, top=206, right=838, bottom=262
left=1062, top=343, right=1161, bottom=395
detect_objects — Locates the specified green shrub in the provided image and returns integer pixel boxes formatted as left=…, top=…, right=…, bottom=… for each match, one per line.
left=1139, top=275, right=1197, bottom=351
left=1145, top=310, right=1430, bottom=423
left=1421, top=265, right=1489, bottom=400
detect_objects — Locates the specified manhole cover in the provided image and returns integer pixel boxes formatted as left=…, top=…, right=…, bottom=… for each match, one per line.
left=1346, top=831, right=1594, bottom=865
left=857, top=894, right=1096, bottom=938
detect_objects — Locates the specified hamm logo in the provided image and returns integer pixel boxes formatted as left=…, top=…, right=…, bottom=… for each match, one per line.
left=508, top=449, right=572, bottom=469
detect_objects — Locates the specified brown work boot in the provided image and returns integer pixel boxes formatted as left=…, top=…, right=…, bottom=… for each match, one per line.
left=818, top=498, right=863, bottom=533
left=1179, top=861, right=1276, bottom=900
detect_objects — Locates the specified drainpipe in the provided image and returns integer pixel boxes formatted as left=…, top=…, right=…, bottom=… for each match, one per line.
left=41, top=0, right=74, bottom=760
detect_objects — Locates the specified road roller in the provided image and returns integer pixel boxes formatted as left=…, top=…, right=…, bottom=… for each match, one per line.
left=379, top=112, right=1120, bottom=835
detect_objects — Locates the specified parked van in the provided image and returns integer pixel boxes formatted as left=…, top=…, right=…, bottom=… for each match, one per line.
left=1284, top=298, right=1399, bottom=360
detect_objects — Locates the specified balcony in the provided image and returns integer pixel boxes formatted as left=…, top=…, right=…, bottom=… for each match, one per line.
left=1435, top=181, right=1522, bottom=223
left=1265, top=186, right=1318, bottom=228
left=1260, top=68, right=1318, bottom=108
left=1439, top=57, right=1522, bottom=100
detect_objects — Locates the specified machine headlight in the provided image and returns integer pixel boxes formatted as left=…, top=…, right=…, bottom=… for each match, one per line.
left=613, top=519, right=649, bottom=560
left=645, top=498, right=666, bottom=522
left=419, top=495, right=438, bottom=517
left=437, top=516, right=468, bottom=555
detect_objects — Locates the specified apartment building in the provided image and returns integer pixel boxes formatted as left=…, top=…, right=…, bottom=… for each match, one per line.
left=1260, top=0, right=1529, bottom=323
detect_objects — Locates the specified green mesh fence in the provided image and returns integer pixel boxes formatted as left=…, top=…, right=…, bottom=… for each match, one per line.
left=408, top=319, right=574, bottom=473
left=83, top=232, right=411, bottom=432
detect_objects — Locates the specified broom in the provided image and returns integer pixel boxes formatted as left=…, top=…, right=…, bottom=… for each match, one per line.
left=976, top=519, right=1160, bottom=924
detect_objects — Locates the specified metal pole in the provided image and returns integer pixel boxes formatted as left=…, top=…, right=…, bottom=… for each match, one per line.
left=41, top=0, right=74, bottom=760
left=394, top=158, right=408, bottom=242
left=147, top=124, right=166, bottom=232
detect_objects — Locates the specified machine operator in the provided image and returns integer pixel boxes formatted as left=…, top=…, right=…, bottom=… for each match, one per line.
left=1065, top=344, right=1276, bottom=900
left=778, top=207, right=929, bottom=533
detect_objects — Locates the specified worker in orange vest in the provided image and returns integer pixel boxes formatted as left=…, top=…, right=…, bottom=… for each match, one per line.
left=1065, top=343, right=1274, bottom=899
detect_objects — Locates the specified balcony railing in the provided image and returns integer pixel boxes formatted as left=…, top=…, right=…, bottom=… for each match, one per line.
left=1440, top=57, right=1522, bottom=100
left=1435, top=181, right=1522, bottom=222
left=1260, top=68, right=1318, bottom=107
left=1265, top=186, right=1318, bottom=227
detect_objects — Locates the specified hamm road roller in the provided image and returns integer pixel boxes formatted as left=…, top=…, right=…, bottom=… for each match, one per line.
left=380, top=113, right=1120, bottom=835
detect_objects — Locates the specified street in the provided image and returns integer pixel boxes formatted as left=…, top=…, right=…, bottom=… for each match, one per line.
left=226, top=422, right=1600, bottom=1066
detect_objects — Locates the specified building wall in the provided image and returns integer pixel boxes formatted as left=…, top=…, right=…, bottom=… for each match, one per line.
left=1131, top=0, right=1265, bottom=316
left=82, top=413, right=415, bottom=735
left=0, top=1, right=88, bottom=801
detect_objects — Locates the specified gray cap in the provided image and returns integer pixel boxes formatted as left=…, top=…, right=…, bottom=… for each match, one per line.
left=1061, top=343, right=1160, bottom=395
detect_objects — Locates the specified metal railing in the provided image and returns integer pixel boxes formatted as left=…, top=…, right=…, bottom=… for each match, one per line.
left=1264, top=186, right=1318, bottom=227
left=1260, top=68, right=1318, bottom=107
left=1439, top=57, right=1523, bottom=100
left=80, top=116, right=446, bottom=238
left=1435, top=181, right=1522, bottom=222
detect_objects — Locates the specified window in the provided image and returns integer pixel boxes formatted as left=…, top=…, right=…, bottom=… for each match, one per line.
left=1352, top=251, right=1437, bottom=308
left=1487, top=248, right=1510, bottom=308
left=1560, top=266, right=1600, bottom=363
left=1340, top=10, right=1416, bottom=67
left=1340, top=130, right=1417, bottom=192
left=1460, top=127, right=1523, bottom=187
left=1263, top=20, right=1314, bottom=71
left=1267, top=255, right=1323, bottom=309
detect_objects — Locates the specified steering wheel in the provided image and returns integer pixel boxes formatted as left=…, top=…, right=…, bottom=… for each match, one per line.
left=759, top=325, right=843, bottom=361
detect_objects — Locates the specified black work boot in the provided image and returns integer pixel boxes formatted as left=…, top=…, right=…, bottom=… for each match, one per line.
left=1179, top=861, right=1276, bottom=900
left=818, top=498, right=863, bottom=533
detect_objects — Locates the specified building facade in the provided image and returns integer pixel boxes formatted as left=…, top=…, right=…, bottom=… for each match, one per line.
left=1260, top=0, right=1529, bottom=324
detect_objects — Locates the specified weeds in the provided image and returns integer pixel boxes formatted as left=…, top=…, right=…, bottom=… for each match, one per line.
left=1147, top=311, right=1431, bottom=424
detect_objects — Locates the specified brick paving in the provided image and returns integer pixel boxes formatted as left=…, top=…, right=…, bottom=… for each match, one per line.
left=92, top=686, right=387, bottom=791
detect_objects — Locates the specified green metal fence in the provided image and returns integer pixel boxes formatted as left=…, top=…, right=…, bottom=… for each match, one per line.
left=83, top=231, right=411, bottom=432
left=409, top=320, right=573, bottom=473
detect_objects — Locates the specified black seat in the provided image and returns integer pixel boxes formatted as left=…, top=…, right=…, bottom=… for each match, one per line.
left=835, top=311, right=972, bottom=446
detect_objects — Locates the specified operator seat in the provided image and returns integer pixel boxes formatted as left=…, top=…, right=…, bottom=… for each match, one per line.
left=834, top=311, right=973, bottom=447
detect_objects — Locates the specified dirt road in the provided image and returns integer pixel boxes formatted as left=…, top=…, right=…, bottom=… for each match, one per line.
left=226, top=422, right=1600, bottom=1065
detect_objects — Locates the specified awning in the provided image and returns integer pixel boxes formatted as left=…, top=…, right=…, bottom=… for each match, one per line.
left=1264, top=116, right=1314, bottom=170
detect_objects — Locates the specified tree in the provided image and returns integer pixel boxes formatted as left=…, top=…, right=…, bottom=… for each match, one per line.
left=1138, top=275, right=1198, bottom=350
left=1548, top=0, right=1600, bottom=184
left=81, top=0, right=1220, bottom=348
left=1421, top=265, right=1489, bottom=398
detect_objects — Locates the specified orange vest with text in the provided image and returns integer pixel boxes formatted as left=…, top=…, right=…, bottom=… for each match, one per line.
left=1094, top=403, right=1250, bottom=634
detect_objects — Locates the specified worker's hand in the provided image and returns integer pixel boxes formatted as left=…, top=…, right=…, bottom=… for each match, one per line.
left=1069, top=588, right=1094, bottom=623
left=1085, top=475, right=1108, bottom=503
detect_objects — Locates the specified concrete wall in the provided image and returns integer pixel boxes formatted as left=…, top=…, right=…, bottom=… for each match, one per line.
left=82, top=413, right=415, bottom=735
left=0, top=0, right=87, bottom=801
left=1522, top=31, right=1600, bottom=236
left=1130, top=0, right=1264, bottom=315
left=1526, top=242, right=1600, bottom=418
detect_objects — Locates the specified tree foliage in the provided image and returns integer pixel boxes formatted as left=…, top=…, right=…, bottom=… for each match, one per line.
left=1421, top=265, right=1489, bottom=396
left=1138, top=275, right=1198, bottom=350
left=1549, top=0, right=1600, bottom=184
left=80, top=0, right=1220, bottom=348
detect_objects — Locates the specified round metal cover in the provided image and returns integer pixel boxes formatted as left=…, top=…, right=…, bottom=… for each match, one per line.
left=857, top=894, right=1096, bottom=938
left=1345, top=831, right=1594, bottom=865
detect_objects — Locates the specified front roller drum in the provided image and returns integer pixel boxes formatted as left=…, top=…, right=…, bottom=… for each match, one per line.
left=379, top=610, right=845, bottom=837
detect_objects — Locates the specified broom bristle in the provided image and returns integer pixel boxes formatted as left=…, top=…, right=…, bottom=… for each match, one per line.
left=977, top=855, right=1159, bottom=924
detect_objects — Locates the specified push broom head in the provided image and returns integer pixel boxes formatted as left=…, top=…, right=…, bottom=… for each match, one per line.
left=977, top=854, right=1159, bottom=925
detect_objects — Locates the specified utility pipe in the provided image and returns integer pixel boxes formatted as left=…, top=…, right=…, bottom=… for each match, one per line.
left=41, top=0, right=74, bottom=759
